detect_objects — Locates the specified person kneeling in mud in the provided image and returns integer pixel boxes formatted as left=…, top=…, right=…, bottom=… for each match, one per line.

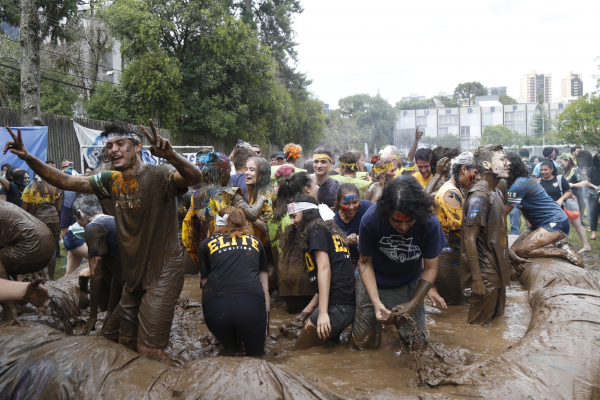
left=198, top=207, right=270, bottom=357
left=348, top=177, right=447, bottom=350
left=72, top=194, right=124, bottom=335
left=283, top=195, right=356, bottom=350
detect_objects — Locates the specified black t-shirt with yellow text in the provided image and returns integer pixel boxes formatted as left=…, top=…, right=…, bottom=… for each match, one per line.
left=305, top=225, right=355, bottom=305
left=199, top=233, right=268, bottom=304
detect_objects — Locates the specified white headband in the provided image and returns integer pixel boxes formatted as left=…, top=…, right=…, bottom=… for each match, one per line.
left=287, top=202, right=335, bottom=221
left=216, top=214, right=229, bottom=226
left=451, top=151, right=474, bottom=166
left=106, top=132, right=141, bottom=142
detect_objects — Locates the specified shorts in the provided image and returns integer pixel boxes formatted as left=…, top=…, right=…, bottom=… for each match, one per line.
left=348, top=275, right=426, bottom=350
left=309, top=304, right=355, bottom=338
left=59, top=206, right=76, bottom=228
left=63, top=229, right=85, bottom=252
left=529, top=218, right=570, bottom=236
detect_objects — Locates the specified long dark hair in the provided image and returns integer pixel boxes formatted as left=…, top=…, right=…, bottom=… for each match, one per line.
left=592, top=153, right=600, bottom=173
left=540, top=160, right=557, bottom=178
left=577, top=150, right=593, bottom=170
left=273, top=172, right=314, bottom=221
left=376, top=176, right=434, bottom=224
left=246, top=157, right=272, bottom=205
left=12, top=170, right=29, bottom=188
left=506, top=152, right=530, bottom=187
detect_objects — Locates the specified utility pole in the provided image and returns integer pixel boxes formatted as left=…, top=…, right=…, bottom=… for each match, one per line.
left=20, top=0, right=42, bottom=126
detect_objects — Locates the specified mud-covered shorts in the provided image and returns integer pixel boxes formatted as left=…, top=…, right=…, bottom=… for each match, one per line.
left=529, top=218, right=570, bottom=236
left=309, top=304, right=355, bottom=338
left=103, top=263, right=184, bottom=349
left=348, top=275, right=426, bottom=350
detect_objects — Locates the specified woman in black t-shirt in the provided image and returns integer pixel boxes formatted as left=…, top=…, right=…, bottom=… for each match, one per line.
left=282, top=195, right=356, bottom=350
left=539, top=161, right=590, bottom=252
left=586, top=154, right=600, bottom=240
left=198, top=207, right=269, bottom=356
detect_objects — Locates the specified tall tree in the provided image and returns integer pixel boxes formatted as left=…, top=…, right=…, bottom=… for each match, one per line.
left=555, top=94, right=600, bottom=146
left=20, top=0, right=41, bottom=126
left=531, top=94, right=550, bottom=137
left=338, top=93, right=394, bottom=147
left=453, top=81, right=487, bottom=106
left=321, top=112, right=373, bottom=154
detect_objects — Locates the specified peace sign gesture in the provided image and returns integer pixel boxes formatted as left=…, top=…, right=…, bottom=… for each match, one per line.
left=139, top=119, right=174, bottom=159
left=3, top=126, right=29, bottom=159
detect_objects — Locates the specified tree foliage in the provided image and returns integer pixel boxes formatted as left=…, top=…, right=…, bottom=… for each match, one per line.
left=499, top=94, right=518, bottom=105
left=555, top=94, right=600, bottom=146
left=395, top=96, right=458, bottom=110
left=337, top=93, right=394, bottom=147
left=480, top=125, right=524, bottom=147
left=453, top=82, right=487, bottom=106
left=531, top=94, right=551, bottom=138
left=320, top=113, right=374, bottom=154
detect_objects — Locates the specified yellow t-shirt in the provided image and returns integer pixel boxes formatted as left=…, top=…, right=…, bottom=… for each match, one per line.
left=412, top=171, right=432, bottom=187
left=434, top=182, right=463, bottom=234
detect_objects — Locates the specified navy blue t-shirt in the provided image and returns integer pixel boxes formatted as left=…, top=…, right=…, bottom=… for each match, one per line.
left=507, top=177, right=566, bottom=228
left=358, top=205, right=447, bottom=289
left=334, top=200, right=373, bottom=256
left=228, top=172, right=248, bottom=202
left=3, top=182, right=23, bottom=207
left=85, top=215, right=121, bottom=261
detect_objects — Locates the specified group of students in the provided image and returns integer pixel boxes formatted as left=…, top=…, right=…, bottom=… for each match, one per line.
left=0, top=121, right=592, bottom=365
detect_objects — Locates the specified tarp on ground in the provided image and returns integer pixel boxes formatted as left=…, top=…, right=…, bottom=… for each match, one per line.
left=0, top=126, right=48, bottom=177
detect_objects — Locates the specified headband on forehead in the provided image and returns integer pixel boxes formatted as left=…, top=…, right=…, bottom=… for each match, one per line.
left=216, top=214, right=229, bottom=226
left=546, top=149, right=556, bottom=159
left=106, top=132, right=141, bottom=141
left=313, top=154, right=332, bottom=163
left=451, top=151, right=474, bottom=166
left=373, top=162, right=394, bottom=174
left=287, top=202, right=335, bottom=221
left=339, top=161, right=358, bottom=171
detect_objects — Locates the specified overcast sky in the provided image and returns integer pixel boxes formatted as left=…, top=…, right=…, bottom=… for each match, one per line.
left=293, top=0, right=599, bottom=108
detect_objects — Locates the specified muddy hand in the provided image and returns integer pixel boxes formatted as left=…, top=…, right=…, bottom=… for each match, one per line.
left=509, top=249, right=531, bottom=274
left=471, top=279, right=486, bottom=300
left=24, top=278, right=50, bottom=317
left=374, top=301, right=392, bottom=323
left=140, top=119, right=174, bottom=159
left=3, top=127, right=28, bottom=159
left=82, top=316, right=97, bottom=335
left=435, top=157, right=451, bottom=176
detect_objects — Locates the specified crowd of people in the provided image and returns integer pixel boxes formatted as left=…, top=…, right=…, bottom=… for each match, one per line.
left=0, top=121, right=596, bottom=365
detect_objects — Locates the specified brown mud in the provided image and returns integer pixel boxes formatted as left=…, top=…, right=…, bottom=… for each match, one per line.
left=2, top=254, right=600, bottom=399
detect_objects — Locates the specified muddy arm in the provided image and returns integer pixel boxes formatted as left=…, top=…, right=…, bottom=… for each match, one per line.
left=83, top=257, right=103, bottom=335
left=233, top=193, right=266, bottom=222
left=463, top=224, right=486, bottom=298
left=359, top=254, right=391, bottom=319
left=424, top=157, right=451, bottom=195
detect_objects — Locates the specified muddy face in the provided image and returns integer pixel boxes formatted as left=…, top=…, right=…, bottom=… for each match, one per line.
left=487, top=150, right=510, bottom=179
left=106, top=138, right=141, bottom=171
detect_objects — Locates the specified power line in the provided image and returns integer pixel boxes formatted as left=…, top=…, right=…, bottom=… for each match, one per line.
left=0, top=36, right=122, bottom=72
left=0, top=62, right=96, bottom=91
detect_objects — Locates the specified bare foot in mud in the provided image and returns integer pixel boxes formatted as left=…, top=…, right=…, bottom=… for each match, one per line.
left=137, top=343, right=176, bottom=367
left=559, top=242, right=584, bottom=268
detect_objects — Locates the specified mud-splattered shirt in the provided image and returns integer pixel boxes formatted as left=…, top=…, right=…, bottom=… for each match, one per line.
left=85, top=215, right=124, bottom=285
left=460, top=184, right=510, bottom=289
left=198, top=233, right=267, bottom=304
left=88, top=164, right=186, bottom=290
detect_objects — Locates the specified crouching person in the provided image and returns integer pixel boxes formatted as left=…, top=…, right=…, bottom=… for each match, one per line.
left=348, top=176, right=446, bottom=350
left=72, top=194, right=125, bottom=335
left=284, top=195, right=356, bottom=350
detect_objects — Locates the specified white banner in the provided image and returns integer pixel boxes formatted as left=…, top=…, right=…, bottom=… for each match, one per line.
left=73, top=122, right=199, bottom=168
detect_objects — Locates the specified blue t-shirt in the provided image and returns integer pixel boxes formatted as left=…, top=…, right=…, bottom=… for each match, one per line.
left=532, top=159, right=561, bottom=178
left=3, top=182, right=23, bottom=207
left=63, top=190, right=77, bottom=208
left=507, top=177, right=566, bottom=228
left=334, top=200, right=373, bottom=256
left=85, top=215, right=121, bottom=261
left=228, top=173, right=248, bottom=202
left=358, top=205, right=447, bottom=289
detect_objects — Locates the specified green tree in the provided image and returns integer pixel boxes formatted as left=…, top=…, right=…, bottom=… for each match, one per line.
left=531, top=94, right=551, bottom=137
left=338, top=93, right=395, bottom=147
left=453, top=82, right=487, bottom=106
left=422, top=133, right=461, bottom=149
left=480, top=125, right=524, bottom=147
left=499, top=94, right=518, bottom=105
left=395, top=96, right=458, bottom=110
left=85, top=81, right=137, bottom=122
left=555, top=94, right=600, bottom=145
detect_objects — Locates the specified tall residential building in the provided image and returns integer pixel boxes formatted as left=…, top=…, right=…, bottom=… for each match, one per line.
left=519, top=71, right=552, bottom=103
left=486, top=86, right=507, bottom=96
left=561, top=72, right=583, bottom=98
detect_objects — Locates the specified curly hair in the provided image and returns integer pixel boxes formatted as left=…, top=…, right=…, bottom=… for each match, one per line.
left=473, top=144, right=503, bottom=175
left=100, top=120, right=142, bottom=145
left=376, top=175, right=435, bottom=224
left=284, top=143, right=303, bottom=163
left=431, top=146, right=460, bottom=173
left=506, top=152, right=530, bottom=186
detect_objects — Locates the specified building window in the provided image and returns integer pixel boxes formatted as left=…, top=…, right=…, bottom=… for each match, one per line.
left=439, top=127, right=449, bottom=136
left=438, top=114, right=458, bottom=127
left=416, top=116, right=427, bottom=127
left=460, top=126, right=470, bottom=139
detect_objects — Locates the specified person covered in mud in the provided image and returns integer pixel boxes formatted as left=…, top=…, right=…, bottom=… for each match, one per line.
left=348, top=176, right=447, bottom=350
left=71, top=194, right=125, bottom=335
left=281, top=195, right=355, bottom=350
left=182, top=152, right=266, bottom=268
left=3, top=120, right=202, bottom=365
left=424, top=146, right=461, bottom=195
left=238, top=157, right=275, bottom=244
left=272, top=172, right=319, bottom=309
left=198, top=207, right=269, bottom=356
left=461, top=145, right=520, bottom=325
left=0, top=200, right=55, bottom=323
left=333, top=183, right=373, bottom=266
left=0, top=277, right=50, bottom=317
left=363, top=157, right=397, bottom=203
left=312, top=146, right=340, bottom=208
left=505, top=154, right=584, bottom=268
left=20, top=174, right=61, bottom=281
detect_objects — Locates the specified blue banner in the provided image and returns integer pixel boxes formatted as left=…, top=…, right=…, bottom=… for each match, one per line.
left=0, top=126, right=48, bottom=177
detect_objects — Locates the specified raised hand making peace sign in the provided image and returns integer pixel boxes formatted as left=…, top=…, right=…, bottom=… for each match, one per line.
left=3, top=126, right=29, bottom=159
left=139, top=119, right=175, bottom=159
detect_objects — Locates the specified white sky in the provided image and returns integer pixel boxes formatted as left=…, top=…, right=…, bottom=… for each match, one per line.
left=293, top=0, right=599, bottom=108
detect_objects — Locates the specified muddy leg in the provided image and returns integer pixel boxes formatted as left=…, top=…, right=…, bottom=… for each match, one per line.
left=0, top=259, right=21, bottom=325
left=294, top=319, right=325, bottom=350
left=510, top=229, right=534, bottom=251
left=514, top=228, right=567, bottom=259
left=137, top=343, right=175, bottom=366
left=118, top=336, right=138, bottom=352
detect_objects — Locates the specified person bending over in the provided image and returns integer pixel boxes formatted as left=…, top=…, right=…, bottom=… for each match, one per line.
left=506, top=155, right=583, bottom=268
left=198, top=207, right=269, bottom=356
left=72, top=194, right=125, bottom=335
left=348, top=176, right=446, bottom=350
left=286, top=195, right=356, bottom=350
left=4, top=120, right=202, bottom=365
